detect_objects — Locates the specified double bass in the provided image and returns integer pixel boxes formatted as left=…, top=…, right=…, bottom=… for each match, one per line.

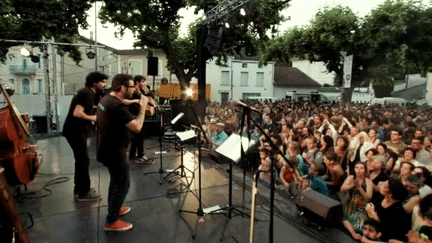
left=0, top=83, right=39, bottom=185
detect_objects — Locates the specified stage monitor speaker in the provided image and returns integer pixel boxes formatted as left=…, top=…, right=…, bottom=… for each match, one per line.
left=147, top=57, right=158, bottom=76
left=296, top=190, right=343, bottom=227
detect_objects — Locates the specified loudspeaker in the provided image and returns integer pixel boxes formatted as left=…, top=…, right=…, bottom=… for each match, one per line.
left=296, top=190, right=343, bottom=227
left=147, top=57, right=158, bottom=76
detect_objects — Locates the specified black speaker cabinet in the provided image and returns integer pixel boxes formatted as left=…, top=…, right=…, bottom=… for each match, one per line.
left=296, top=190, right=343, bottom=227
left=147, top=57, right=158, bottom=76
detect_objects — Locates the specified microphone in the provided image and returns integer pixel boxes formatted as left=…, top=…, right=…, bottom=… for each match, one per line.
left=141, top=85, right=155, bottom=99
left=232, top=100, right=262, bottom=114
left=140, top=85, right=155, bottom=107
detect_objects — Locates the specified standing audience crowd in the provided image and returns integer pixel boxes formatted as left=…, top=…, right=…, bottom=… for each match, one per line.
left=201, top=99, right=432, bottom=243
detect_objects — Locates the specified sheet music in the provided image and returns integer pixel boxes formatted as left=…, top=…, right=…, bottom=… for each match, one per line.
left=175, top=130, right=196, bottom=141
left=216, top=134, right=256, bottom=163
left=171, top=112, right=184, bottom=125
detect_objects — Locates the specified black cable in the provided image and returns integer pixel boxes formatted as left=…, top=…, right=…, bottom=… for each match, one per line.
left=18, top=177, right=70, bottom=200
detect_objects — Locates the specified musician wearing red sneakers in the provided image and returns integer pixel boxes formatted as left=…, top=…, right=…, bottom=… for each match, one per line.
left=96, top=74, right=149, bottom=231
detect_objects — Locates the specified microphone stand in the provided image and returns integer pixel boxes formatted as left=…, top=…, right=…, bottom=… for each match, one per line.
left=218, top=103, right=253, bottom=241
left=241, top=105, right=291, bottom=243
left=143, top=90, right=173, bottom=184
left=163, top=129, right=195, bottom=188
left=178, top=101, right=225, bottom=239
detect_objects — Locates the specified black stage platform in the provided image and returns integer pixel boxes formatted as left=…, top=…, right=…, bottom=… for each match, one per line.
left=11, top=136, right=353, bottom=243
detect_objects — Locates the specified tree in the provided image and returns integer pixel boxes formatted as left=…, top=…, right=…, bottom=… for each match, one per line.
left=263, top=0, right=430, bottom=102
left=98, top=0, right=291, bottom=90
left=0, top=0, right=94, bottom=64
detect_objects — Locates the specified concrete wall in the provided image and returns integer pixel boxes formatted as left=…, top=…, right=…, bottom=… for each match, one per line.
left=6, top=94, right=73, bottom=132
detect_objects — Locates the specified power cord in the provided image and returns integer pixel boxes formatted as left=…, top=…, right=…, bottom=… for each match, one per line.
left=17, top=177, right=70, bottom=200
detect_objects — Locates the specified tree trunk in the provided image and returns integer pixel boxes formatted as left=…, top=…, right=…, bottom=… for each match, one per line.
left=341, top=87, right=354, bottom=104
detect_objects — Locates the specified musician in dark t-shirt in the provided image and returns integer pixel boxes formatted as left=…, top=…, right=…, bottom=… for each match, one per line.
left=97, top=74, right=149, bottom=231
left=128, top=75, right=155, bottom=164
left=63, top=72, right=107, bottom=201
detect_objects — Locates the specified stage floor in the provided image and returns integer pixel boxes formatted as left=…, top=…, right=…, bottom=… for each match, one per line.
left=12, top=136, right=352, bottom=243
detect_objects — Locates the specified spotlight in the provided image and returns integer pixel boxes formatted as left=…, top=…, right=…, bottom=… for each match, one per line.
left=21, top=47, right=30, bottom=57
left=185, top=87, right=194, bottom=97
left=240, top=8, right=246, bottom=16
left=86, top=48, right=96, bottom=59
left=224, top=22, right=230, bottom=28
left=30, top=55, right=40, bottom=63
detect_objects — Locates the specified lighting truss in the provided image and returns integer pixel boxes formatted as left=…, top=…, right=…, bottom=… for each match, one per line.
left=203, top=0, right=252, bottom=25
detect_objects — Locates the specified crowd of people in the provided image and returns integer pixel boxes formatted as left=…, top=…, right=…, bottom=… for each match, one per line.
left=201, top=99, right=432, bottom=243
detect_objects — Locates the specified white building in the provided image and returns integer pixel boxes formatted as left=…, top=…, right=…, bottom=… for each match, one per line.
left=291, top=58, right=335, bottom=86
left=117, top=48, right=176, bottom=90
left=0, top=45, right=47, bottom=96
left=201, top=56, right=275, bottom=103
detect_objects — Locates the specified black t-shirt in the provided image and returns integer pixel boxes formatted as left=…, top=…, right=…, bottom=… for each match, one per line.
left=373, top=197, right=411, bottom=242
left=96, top=95, right=134, bottom=164
left=63, top=87, right=96, bottom=136
left=128, top=91, right=141, bottom=116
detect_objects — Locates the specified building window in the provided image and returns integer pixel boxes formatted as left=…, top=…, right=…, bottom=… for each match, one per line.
left=38, top=79, right=43, bottom=94
left=240, top=72, right=248, bottom=86
left=256, top=72, right=264, bottom=87
left=221, top=92, right=229, bottom=104
left=221, top=71, right=230, bottom=86
left=242, top=63, right=247, bottom=68
left=22, top=78, right=30, bottom=95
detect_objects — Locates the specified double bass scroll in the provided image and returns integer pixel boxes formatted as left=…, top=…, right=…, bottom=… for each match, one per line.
left=0, top=83, right=40, bottom=185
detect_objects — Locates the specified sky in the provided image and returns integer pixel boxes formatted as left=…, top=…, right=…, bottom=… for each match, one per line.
left=79, top=0, right=430, bottom=50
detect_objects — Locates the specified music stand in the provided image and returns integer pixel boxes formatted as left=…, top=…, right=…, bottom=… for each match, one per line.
left=164, top=130, right=196, bottom=187
left=216, top=134, right=255, bottom=217
left=143, top=104, right=184, bottom=184
left=178, top=102, right=226, bottom=240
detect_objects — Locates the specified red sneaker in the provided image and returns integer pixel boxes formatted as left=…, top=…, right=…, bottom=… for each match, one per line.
left=119, top=206, right=131, bottom=216
left=104, top=219, right=133, bottom=231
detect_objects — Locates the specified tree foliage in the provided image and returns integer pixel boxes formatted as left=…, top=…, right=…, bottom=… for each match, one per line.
left=263, top=0, right=432, bottom=101
left=98, top=0, right=290, bottom=89
left=0, top=0, right=94, bottom=64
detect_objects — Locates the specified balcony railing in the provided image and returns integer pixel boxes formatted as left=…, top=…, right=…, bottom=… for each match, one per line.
left=9, top=65, right=37, bottom=75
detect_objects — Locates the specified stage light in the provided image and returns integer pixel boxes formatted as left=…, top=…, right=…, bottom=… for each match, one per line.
left=185, top=87, right=194, bottom=97
left=240, top=8, right=246, bottom=16
left=21, top=47, right=30, bottom=56
left=86, top=48, right=96, bottom=59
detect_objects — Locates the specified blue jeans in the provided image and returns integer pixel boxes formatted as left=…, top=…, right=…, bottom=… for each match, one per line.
left=105, top=154, right=130, bottom=224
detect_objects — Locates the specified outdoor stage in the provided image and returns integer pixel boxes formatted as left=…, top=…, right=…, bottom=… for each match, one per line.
left=14, top=136, right=352, bottom=243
